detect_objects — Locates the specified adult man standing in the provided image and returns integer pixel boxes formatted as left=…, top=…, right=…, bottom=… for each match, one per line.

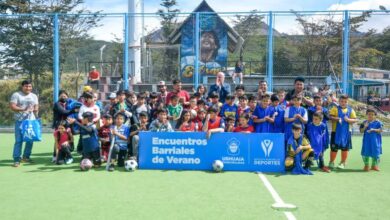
left=165, top=79, right=190, bottom=105
left=208, top=72, right=231, bottom=103
left=157, top=80, right=168, bottom=105
left=9, top=80, right=39, bottom=167
left=285, top=77, right=314, bottom=107
left=88, top=66, right=100, bottom=90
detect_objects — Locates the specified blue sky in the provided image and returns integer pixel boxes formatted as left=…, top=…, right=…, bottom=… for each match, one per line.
left=83, top=0, right=375, bottom=13
left=82, top=0, right=390, bottom=40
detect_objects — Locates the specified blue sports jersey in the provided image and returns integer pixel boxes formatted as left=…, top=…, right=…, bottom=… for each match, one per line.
left=269, top=105, right=285, bottom=133
left=361, top=120, right=382, bottom=158
left=113, top=124, right=130, bottom=150
left=307, top=122, right=327, bottom=159
left=253, top=105, right=273, bottom=133
left=284, top=106, right=307, bottom=140
left=80, top=124, right=99, bottom=153
left=220, top=103, right=239, bottom=121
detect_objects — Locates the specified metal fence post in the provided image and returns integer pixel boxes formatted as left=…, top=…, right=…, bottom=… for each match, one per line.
left=342, top=10, right=350, bottom=95
left=194, top=12, right=200, bottom=89
left=53, top=13, right=60, bottom=102
left=267, top=11, right=274, bottom=92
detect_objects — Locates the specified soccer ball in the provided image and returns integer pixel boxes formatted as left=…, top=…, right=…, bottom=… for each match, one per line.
left=212, top=160, right=224, bottom=172
left=80, top=158, right=93, bottom=171
left=285, top=156, right=294, bottom=170
left=124, top=160, right=138, bottom=171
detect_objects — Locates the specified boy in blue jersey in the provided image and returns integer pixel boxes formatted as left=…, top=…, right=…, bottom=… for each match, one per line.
left=307, top=112, right=330, bottom=173
left=328, top=94, right=357, bottom=169
left=245, top=95, right=257, bottom=126
left=285, top=123, right=314, bottom=175
left=307, top=95, right=330, bottom=149
left=67, top=112, right=101, bottom=167
left=108, top=112, right=130, bottom=171
left=253, top=94, right=273, bottom=133
left=308, top=95, right=330, bottom=124
left=269, top=94, right=285, bottom=133
left=284, top=95, right=308, bottom=141
left=219, top=95, right=238, bottom=122
left=360, top=108, right=383, bottom=171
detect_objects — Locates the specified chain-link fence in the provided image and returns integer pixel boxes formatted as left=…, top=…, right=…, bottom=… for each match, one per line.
left=1, top=9, right=390, bottom=125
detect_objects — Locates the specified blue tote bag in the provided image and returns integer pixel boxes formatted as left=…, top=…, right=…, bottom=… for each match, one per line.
left=21, top=113, right=42, bottom=142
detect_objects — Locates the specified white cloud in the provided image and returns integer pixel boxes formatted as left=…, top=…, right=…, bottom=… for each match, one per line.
left=84, top=0, right=390, bottom=41
left=327, top=0, right=390, bottom=32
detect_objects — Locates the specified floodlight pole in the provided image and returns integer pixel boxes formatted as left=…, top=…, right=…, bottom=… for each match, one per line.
left=267, top=11, right=274, bottom=92
left=194, top=12, right=200, bottom=89
left=123, top=13, right=129, bottom=90
left=342, top=10, right=350, bottom=95
left=53, top=13, right=60, bottom=103
left=99, top=44, right=106, bottom=75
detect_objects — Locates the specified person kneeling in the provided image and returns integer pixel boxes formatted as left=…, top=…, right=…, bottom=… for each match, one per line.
left=285, top=123, right=314, bottom=175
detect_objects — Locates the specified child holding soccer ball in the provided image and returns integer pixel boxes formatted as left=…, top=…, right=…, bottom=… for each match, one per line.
left=67, top=112, right=101, bottom=167
left=360, top=108, right=383, bottom=171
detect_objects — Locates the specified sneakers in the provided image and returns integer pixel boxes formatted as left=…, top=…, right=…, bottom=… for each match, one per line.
left=65, top=158, right=74, bottom=165
left=21, top=158, right=33, bottom=163
left=328, top=162, right=335, bottom=169
left=108, top=164, right=115, bottom=172
left=337, top=163, right=346, bottom=169
left=52, top=156, right=57, bottom=163
left=371, top=166, right=380, bottom=171
left=363, top=165, right=370, bottom=171
left=321, top=166, right=331, bottom=173
left=13, top=162, right=20, bottom=167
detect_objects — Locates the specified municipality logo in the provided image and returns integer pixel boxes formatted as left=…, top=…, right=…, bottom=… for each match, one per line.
left=227, top=138, right=240, bottom=155
left=23, top=124, right=36, bottom=140
left=261, top=139, right=273, bottom=157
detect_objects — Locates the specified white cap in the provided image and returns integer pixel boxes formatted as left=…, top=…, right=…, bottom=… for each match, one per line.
left=91, top=66, right=96, bottom=69
left=108, top=92, right=117, bottom=99
left=158, top=81, right=165, bottom=86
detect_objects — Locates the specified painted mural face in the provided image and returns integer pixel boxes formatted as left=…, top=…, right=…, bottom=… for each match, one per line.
left=200, top=31, right=219, bottom=63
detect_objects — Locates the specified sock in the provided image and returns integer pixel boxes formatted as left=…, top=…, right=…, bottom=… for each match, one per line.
left=372, top=157, right=380, bottom=167
left=362, top=156, right=369, bottom=166
left=341, top=150, right=348, bottom=163
left=318, top=154, right=324, bottom=168
left=330, top=151, right=337, bottom=163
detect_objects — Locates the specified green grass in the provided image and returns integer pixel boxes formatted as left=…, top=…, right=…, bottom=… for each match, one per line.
left=0, top=133, right=389, bottom=220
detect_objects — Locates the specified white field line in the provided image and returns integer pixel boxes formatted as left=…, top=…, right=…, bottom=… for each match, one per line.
left=257, top=173, right=297, bottom=220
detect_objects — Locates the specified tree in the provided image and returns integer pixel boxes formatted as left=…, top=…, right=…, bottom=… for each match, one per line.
left=156, top=0, right=180, bottom=81
left=293, top=11, right=372, bottom=75
left=157, top=0, right=180, bottom=40
left=232, top=10, right=264, bottom=61
left=0, top=0, right=101, bottom=94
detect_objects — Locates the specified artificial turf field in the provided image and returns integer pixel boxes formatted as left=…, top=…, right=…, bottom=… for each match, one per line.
left=0, top=133, right=389, bottom=220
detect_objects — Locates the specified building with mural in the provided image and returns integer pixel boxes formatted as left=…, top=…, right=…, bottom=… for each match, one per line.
left=169, top=0, right=243, bottom=83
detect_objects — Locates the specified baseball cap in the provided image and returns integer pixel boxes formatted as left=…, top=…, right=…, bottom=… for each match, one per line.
left=83, top=85, right=92, bottom=92
left=158, top=81, right=165, bottom=86
left=108, top=92, right=117, bottom=99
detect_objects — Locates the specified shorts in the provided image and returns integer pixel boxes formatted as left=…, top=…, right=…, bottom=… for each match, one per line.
left=330, top=131, right=352, bottom=152
left=83, top=149, right=101, bottom=166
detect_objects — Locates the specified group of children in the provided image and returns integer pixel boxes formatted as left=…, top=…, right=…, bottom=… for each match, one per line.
left=52, top=81, right=383, bottom=174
